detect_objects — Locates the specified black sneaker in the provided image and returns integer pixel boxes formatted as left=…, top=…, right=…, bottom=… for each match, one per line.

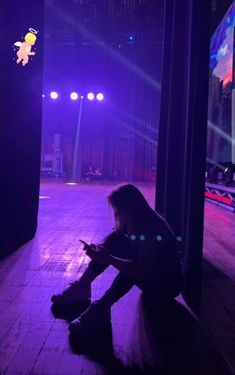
left=68, top=300, right=111, bottom=335
left=51, top=281, right=91, bottom=304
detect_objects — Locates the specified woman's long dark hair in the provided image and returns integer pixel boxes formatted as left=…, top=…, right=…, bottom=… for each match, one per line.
left=108, top=184, right=157, bottom=232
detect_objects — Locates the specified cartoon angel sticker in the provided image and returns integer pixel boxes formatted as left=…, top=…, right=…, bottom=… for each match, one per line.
left=14, top=28, right=38, bottom=66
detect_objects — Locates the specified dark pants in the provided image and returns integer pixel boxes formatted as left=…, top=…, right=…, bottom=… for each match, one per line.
left=87, top=231, right=182, bottom=305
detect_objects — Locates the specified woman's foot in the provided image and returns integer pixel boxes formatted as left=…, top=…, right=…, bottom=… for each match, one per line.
left=68, top=300, right=111, bottom=335
left=51, top=281, right=91, bottom=304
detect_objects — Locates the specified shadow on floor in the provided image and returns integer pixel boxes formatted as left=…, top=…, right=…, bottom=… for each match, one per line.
left=51, top=301, right=146, bottom=374
left=201, top=258, right=235, bottom=374
left=136, top=295, right=217, bottom=375
left=51, top=293, right=230, bottom=374
left=69, top=326, right=147, bottom=375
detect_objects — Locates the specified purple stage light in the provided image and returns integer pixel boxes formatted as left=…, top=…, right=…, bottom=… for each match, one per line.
left=96, top=93, right=104, bottom=101
left=70, top=92, right=78, bottom=100
left=87, top=92, right=95, bottom=101
left=50, top=91, right=58, bottom=99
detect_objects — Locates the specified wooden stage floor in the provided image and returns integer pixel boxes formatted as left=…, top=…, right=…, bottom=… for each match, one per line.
left=0, top=180, right=234, bottom=375
left=202, top=201, right=235, bottom=374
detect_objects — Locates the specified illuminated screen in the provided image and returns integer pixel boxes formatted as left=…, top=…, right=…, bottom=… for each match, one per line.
left=208, top=2, right=235, bottom=164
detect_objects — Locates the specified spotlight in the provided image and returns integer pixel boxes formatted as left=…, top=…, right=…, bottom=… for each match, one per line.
left=127, top=34, right=135, bottom=43
left=87, top=92, right=95, bottom=101
left=223, top=166, right=233, bottom=186
left=70, top=92, right=78, bottom=100
left=50, top=91, right=58, bottom=99
left=96, top=93, right=104, bottom=101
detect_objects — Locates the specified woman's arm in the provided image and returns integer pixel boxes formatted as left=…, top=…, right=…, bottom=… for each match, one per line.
left=85, top=245, right=147, bottom=279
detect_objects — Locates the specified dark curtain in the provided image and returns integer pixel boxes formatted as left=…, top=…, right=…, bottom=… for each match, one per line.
left=156, top=0, right=211, bottom=310
left=0, top=1, right=44, bottom=259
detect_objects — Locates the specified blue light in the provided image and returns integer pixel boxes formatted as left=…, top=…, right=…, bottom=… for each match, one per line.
left=156, top=235, right=162, bottom=241
left=128, top=35, right=135, bottom=43
left=130, top=234, right=136, bottom=240
left=139, top=235, right=145, bottom=241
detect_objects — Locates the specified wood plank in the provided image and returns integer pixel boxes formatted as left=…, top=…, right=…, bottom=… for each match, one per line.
left=0, top=181, right=232, bottom=375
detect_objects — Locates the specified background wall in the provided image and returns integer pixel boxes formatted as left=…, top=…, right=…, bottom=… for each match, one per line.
left=42, top=0, right=163, bottom=181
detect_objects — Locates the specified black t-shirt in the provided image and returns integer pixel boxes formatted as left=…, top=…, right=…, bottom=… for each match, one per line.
left=129, top=217, right=181, bottom=283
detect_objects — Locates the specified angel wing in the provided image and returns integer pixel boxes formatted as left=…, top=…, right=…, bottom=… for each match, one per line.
left=14, top=42, right=22, bottom=47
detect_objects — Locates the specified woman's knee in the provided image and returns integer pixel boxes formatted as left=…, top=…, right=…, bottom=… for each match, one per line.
left=100, top=231, right=131, bottom=258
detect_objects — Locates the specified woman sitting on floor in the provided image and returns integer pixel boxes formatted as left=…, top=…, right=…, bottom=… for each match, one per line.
left=51, top=184, right=183, bottom=334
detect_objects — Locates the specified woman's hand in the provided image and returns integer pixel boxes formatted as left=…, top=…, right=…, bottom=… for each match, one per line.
left=85, top=245, right=111, bottom=265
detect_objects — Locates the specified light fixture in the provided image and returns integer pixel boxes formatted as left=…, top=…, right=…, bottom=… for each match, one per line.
left=87, top=92, right=95, bottom=101
left=96, top=93, right=104, bottom=101
left=50, top=91, right=58, bottom=99
left=70, top=92, right=78, bottom=100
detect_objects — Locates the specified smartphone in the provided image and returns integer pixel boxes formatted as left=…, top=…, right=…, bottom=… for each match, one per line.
left=79, top=239, right=99, bottom=252
left=79, top=239, right=90, bottom=249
